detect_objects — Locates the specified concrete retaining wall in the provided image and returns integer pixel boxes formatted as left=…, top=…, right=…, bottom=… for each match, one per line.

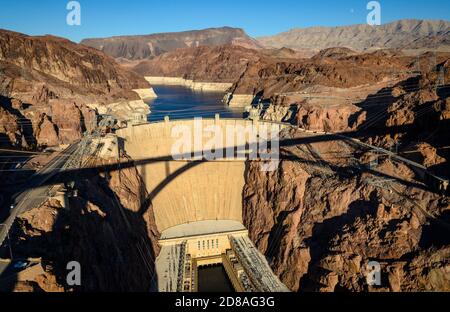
left=225, top=94, right=255, bottom=108
left=145, top=76, right=232, bottom=92
left=133, top=88, right=158, bottom=99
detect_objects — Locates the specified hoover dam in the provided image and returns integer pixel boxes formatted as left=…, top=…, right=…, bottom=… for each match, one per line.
left=0, top=14, right=449, bottom=295
left=115, top=117, right=290, bottom=292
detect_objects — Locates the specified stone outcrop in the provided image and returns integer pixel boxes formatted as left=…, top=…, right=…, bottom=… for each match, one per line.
left=295, top=103, right=362, bottom=132
left=32, top=114, right=59, bottom=147
left=260, top=104, right=298, bottom=123
left=0, top=104, right=24, bottom=147
left=127, top=42, right=433, bottom=112
left=414, top=143, right=446, bottom=168
left=49, top=99, right=96, bottom=144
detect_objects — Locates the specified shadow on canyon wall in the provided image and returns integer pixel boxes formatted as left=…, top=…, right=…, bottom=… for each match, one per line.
left=298, top=191, right=380, bottom=292
left=0, top=168, right=158, bottom=292
left=1, top=116, right=449, bottom=291
left=0, top=96, right=36, bottom=148
left=419, top=209, right=450, bottom=249
left=7, top=119, right=450, bottom=196
left=350, top=79, right=449, bottom=176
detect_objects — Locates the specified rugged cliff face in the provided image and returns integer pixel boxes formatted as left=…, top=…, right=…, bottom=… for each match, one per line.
left=131, top=45, right=263, bottom=82
left=1, top=157, right=160, bottom=292
left=0, top=29, right=152, bottom=148
left=354, top=64, right=450, bottom=175
left=258, top=52, right=450, bottom=173
left=230, top=48, right=413, bottom=97
left=0, top=101, right=25, bottom=147
left=0, top=95, right=97, bottom=149
left=243, top=129, right=450, bottom=292
left=0, top=30, right=149, bottom=103
left=134, top=43, right=417, bottom=100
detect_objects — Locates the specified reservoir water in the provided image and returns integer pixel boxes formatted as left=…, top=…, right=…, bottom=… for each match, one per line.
left=147, top=85, right=245, bottom=122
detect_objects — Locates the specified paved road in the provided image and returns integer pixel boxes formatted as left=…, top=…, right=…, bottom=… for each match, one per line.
left=0, top=143, right=79, bottom=247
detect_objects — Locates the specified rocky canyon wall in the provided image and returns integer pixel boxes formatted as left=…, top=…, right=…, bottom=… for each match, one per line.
left=0, top=156, right=160, bottom=292
left=258, top=54, right=450, bottom=174
left=242, top=128, right=449, bottom=292
left=0, top=29, right=155, bottom=149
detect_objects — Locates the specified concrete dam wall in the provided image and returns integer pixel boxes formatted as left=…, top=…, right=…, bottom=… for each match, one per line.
left=116, top=118, right=286, bottom=232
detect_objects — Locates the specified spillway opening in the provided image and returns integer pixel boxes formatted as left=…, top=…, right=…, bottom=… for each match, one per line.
left=197, top=264, right=234, bottom=292
left=155, top=220, right=289, bottom=292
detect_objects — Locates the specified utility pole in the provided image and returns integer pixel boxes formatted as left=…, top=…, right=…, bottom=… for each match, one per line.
left=0, top=224, right=13, bottom=260
left=6, top=231, right=13, bottom=260
left=430, top=51, right=437, bottom=72
left=416, top=55, right=421, bottom=73
left=437, top=66, right=445, bottom=91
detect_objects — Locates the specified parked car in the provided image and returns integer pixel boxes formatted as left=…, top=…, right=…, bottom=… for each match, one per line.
left=12, top=260, right=30, bottom=271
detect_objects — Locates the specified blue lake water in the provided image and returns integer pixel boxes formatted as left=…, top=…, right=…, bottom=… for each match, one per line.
left=147, top=85, right=245, bottom=122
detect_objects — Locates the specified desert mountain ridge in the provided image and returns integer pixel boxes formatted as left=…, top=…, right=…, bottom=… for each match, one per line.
left=80, top=19, right=449, bottom=62
left=258, top=19, right=450, bottom=52
left=81, top=26, right=262, bottom=60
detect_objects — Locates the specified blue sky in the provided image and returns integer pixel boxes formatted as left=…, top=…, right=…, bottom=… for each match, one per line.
left=0, top=0, right=449, bottom=42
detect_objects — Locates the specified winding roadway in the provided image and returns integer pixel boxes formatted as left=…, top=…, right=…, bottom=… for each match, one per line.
left=0, top=143, right=79, bottom=247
